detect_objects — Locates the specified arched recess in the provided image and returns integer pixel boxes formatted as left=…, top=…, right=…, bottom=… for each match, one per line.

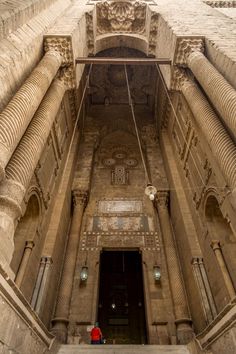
left=11, top=193, right=42, bottom=301
left=204, top=194, right=236, bottom=311
left=95, top=34, right=149, bottom=55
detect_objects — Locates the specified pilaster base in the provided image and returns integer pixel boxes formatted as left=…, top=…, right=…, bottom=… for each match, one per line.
left=51, top=317, right=69, bottom=343
left=175, top=318, right=194, bottom=344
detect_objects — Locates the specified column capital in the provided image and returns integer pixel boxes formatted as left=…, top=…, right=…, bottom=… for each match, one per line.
left=191, top=257, right=204, bottom=265
left=174, top=37, right=204, bottom=66
left=44, top=36, right=75, bottom=89
left=25, top=240, right=35, bottom=250
left=211, top=240, right=221, bottom=251
left=155, top=190, right=169, bottom=208
left=72, top=190, right=88, bottom=208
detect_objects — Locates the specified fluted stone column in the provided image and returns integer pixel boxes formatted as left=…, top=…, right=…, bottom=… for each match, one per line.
left=51, top=190, right=88, bottom=343
left=6, top=78, right=66, bottom=187
left=179, top=73, right=236, bottom=194
left=0, top=50, right=62, bottom=181
left=155, top=191, right=193, bottom=344
left=0, top=78, right=65, bottom=276
left=15, top=240, right=34, bottom=286
left=187, top=51, right=236, bottom=138
left=211, top=240, right=236, bottom=300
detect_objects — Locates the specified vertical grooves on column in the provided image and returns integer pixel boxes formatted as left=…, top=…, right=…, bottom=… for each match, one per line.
left=182, top=80, right=236, bottom=190
left=0, top=51, right=62, bottom=168
left=188, top=51, right=236, bottom=138
left=6, top=79, right=65, bottom=189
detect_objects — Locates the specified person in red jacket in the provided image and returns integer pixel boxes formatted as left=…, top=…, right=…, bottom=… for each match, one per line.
left=90, top=322, right=102, bottom=344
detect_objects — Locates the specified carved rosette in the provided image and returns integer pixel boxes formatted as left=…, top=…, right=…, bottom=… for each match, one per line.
left=96, top=1, right=146, bottom=34
left=44, top=36, right=75, bottom=89
left=174, top=37, right=204, bottom=67
left=72, top=190, right=89, bottom=209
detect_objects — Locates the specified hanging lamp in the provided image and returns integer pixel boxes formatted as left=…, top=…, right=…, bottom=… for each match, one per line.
left=124, top=64, right=157, bottom=201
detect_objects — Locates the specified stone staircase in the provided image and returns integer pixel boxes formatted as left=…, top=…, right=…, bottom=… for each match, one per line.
left=57, top=344, right=191, bottom=354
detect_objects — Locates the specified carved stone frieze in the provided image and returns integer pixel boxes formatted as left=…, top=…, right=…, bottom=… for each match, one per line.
left=85, top=11, right=95, bottom=55
left=170, top=66, right=188, bottom=91
left=203, top=0, right=236, bottom=8
left=174, top=37, right=204, bottom=66
left=96, top=1, right=147, bottom=34
left=44, top=36, right=75, bottom=89
left=81, top=230, right=160, bottom=250
left=148, top=12, right=159, bottom=56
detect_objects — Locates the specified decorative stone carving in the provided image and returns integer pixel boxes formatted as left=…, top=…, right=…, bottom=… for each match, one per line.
left=96, top=1, right=146, bottom=34
left=85, top=11, right=95, bottom=55
left=148, top=12, right=159, bottom=56
left=44, top=36, right=73, bottom=66
left=174, top=37, right=204, bottom=66
left=98, top=200, right=143, bottom=213
left=111, top=165, right=129, bottom=185
left=72, top=190, right=88, bottom=208
left=44, top=36, right=75, bottom=88
left=155, top=190, right=169, bottom=208
left=203, top=0, right=236, bottom=8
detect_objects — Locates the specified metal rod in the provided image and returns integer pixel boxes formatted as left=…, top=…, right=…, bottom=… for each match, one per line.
left=76, top=57, right=171, bottom=65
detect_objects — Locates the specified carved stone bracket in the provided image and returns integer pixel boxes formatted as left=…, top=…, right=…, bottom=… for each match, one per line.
left=174, top=37, right=205, bottom=67
left=72, top=190, right=89, bottom=208
left=44, top=36, right=75, bottom=89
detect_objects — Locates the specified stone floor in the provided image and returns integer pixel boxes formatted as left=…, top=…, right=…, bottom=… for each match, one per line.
left=57, top=344, right=190, bottom=354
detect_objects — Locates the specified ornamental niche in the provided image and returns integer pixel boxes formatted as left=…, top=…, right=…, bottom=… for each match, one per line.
left=96, top=1, right=147, bottom=34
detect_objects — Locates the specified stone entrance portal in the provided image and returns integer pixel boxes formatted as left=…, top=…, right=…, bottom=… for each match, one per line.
left=97, top=250, right=147, bottom=344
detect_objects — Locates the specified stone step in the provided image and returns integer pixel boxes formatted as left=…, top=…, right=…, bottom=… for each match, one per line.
left=57, top=344, right=190, bottom=354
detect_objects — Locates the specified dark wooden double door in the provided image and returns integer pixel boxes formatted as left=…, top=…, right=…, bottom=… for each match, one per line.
left=98, top=251, right=147, bottom=344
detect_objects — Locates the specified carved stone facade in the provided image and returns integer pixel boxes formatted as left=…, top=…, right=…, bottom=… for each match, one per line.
left=96, top=1, right=147, bottom=34
left=0, top=0, right=236, bottom=353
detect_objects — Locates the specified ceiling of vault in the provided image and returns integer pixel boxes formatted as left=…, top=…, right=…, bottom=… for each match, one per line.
left=88, top=47, right=157, bottom=106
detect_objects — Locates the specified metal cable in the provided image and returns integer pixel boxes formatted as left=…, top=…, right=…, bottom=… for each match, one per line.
left=124, top=64, right=150, bottom=184
left=59, top=64, right=93, bottom=192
